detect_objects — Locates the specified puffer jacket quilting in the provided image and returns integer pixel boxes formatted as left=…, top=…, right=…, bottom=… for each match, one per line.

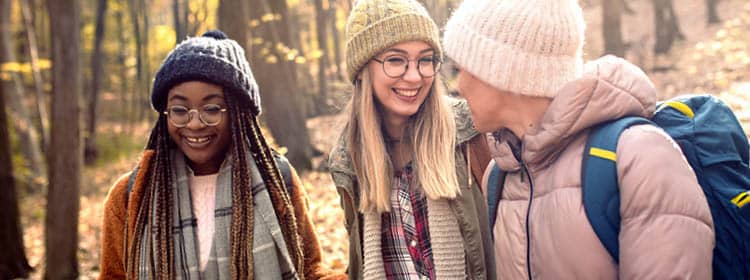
left=484, top=56, right=715, bottom=280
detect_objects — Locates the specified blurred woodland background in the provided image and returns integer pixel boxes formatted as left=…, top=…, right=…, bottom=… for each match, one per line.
left=0, top=0, right=748, bottom=278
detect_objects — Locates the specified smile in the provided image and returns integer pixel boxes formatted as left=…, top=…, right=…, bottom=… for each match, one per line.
left=182, top=135, right=214, bottom=148
left=393, top=87, right=420, bottom=97
left=186, top=136, right=211, bottom=143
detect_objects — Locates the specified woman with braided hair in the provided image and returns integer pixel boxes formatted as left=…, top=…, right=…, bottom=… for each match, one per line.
left=99, top=30, right=345, bottom=280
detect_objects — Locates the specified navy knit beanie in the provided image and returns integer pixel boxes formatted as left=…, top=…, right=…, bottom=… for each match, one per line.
left=151, top=30, right=261, bottom=115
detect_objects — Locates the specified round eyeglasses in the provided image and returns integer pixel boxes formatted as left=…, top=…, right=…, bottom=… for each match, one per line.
left=163, top=104, right=227, bottom=127
left=371, top=55, right=441, bottom=78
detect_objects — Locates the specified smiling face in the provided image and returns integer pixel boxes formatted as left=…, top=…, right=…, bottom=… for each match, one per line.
left=166, top=81, right=232, bottom=175
left=367, top=40, right=436, bottom=125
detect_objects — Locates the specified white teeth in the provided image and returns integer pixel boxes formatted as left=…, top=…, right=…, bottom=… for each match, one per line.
left=394, top=88, right=419, bottom=97
left=186, top=136, right=210, bottom=143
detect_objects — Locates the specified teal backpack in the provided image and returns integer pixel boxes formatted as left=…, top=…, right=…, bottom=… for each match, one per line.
left=486, top=94, right=750, bottom=279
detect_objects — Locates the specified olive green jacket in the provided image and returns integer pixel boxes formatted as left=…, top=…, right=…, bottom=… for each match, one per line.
left=328, top=98, right=496, bottom=279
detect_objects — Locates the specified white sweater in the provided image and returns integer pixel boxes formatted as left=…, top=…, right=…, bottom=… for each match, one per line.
left=189, top=173, right=219, bottom=272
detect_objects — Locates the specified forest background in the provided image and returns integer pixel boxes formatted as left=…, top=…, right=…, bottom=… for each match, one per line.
left=0, top=0, right=748, bottom=278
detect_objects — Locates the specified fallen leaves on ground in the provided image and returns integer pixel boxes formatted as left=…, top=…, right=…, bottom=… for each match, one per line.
left=18, top=0, right=750, bottom=278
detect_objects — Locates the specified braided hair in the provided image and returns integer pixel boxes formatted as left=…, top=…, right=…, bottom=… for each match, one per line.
left=124, top=91, right=305, bottom=279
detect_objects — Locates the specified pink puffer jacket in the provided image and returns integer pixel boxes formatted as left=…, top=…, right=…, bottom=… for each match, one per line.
left=483, top=56, right=714, bottom=280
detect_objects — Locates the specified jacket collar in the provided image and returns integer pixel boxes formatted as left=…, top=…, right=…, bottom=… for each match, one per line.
left=490, top=56, right=657, bottom=173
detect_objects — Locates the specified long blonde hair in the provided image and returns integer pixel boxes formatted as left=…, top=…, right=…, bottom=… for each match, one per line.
left=346, top=67, right=460, bottom=213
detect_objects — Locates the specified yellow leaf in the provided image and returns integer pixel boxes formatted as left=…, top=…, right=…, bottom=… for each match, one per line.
left=711, top=42, right=723, bottom=51
left=1, top=62, right=22, bottom=72
left=309, top=49, right=323, bottom=59
left=713, top=76, right=729, bottom=89
left=37, top=59, right=52, bottom=70
left=261, top=13, right=276, bottom=22
left=716, top=29, right=727, bottom=39
left=295, top=57, right=307, bottom=64
left=265, top=54, right=278, bottom=64
left=150, top=25, right=176, bottom=53
left=275, top=42, right=289, bottom=53
left=286, top=52, right=296, bottom=61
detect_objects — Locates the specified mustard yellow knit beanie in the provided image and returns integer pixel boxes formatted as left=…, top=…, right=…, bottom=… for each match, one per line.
left=345, top=0, right=442, bottom=83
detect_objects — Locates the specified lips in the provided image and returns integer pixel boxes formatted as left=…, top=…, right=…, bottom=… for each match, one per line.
left=186, top=136, right=210, bottom=143
left=393, top=87, right=420, bottom=97
left=182, top=135, right=214, bottom=148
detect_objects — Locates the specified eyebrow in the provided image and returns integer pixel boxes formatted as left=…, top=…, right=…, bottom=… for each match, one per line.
left=382, top=47, right=435, bottom=56
left=168, top=92, right=225, bottom=102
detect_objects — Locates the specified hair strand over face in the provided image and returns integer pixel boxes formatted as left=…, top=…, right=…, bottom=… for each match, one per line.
left=347, top=67, right=460, bottom=214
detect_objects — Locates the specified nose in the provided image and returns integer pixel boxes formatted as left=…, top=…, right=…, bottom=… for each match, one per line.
left=402, top=61, right=422, bottom=82
left=185, top=111, right=206, bottom=129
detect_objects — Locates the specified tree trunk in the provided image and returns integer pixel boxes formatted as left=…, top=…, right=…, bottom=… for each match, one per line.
left=115, top=7, right=131, bottom=133
left=0, top=0, right=45, bottom=189
left=182, top=0, right=190, bottom=37
left=669, top=0, right=685, bottom=41
left=0, top=1, right=34, bottom=277
left=248, top=0, right=313, bottom=170
left=314, top=0, right=329, bottom=113
left=603, top=0, right=626, bottom=57
left=173, top=0, right=186, bottom=42
left=139, top=0, right=151, bottom=121
left=189, top=0, right=209, bottom=36
left=0, top=77, right=33, bottom=280
left=270, top=0, right=300, bottom=84
left=706, top=0, right=720, bottom=25
left=44, top=0, right=82, bottom=278
left=217, top=0, right=250, bottom=52
left=328, top=4, right=343, bottom=80
left=653, top=0, right=683, bottom=54
left=20, top=0, right=49, bottom=152
left=128, top=0, right=143, bottom=124
left=85, top=0, right=108, bottom=165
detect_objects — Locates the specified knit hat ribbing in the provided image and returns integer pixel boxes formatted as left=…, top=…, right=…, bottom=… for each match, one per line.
left=345, top=0, right=442, bottom=83
left=151, top=30, right=262, bottom=115
left=444, top=0, right=586, bottom=98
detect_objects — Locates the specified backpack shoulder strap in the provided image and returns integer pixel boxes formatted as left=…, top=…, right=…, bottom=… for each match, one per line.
left=582, top=116, right=653, bottom=263
left=486, top=160, right=506, bottom=239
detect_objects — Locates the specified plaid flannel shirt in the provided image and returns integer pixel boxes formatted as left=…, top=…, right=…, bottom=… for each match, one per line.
left=381, top=163, right=435, bottom=280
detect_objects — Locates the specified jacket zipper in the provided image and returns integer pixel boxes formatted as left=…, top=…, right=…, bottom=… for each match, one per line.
left=521, top=161, right=535, bottom=280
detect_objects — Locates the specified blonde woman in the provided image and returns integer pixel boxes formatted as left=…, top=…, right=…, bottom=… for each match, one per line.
left=328, top=0, right=495, bottom=279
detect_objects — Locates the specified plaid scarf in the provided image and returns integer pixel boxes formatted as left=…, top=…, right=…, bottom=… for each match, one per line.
left=381, top=164, right=435, bottom=279
left=137, top=150, right=296, bottom=279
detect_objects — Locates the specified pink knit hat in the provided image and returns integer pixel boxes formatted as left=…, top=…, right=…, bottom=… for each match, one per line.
left=443, top=0, right=586, bottom=98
